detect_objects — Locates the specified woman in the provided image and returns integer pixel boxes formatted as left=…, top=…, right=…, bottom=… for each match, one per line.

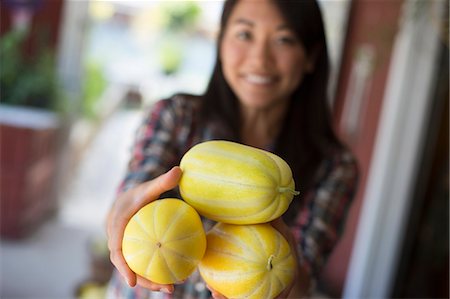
left=106, top=0, right=358, bottom=298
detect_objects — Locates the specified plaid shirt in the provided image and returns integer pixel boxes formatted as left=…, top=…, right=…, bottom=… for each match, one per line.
left=107, top=95, right=358, bottom=299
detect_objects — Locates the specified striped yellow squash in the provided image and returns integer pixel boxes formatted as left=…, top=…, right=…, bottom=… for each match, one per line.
left=122, top=198, right=206, bottom=284
left=179, top=140, right=299, bottom=224
left=199, top=222, right=296, bottom=299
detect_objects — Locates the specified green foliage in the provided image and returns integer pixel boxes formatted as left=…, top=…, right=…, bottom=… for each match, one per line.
left=159, top=37, right=183, bottom=76
left=0, top=29, right=64, bottom=112
left=156, top=2, right=201, bottom=76
left=82, top=60, right=106, bottom=119
left=160, top=2, right=201, bottom=32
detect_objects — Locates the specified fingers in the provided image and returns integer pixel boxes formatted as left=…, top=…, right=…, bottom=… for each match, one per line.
left=109, top=247, right=175, bottom=292
left=206, top=285, right=228, bottom=299
left=275, top=286, right=292, bottom=299
left=270, top=217, right=296, bottom=249
left=138, top=166, right=182, bottom=206
left=270, top=217, right=290, bottom=237
left=107, top=200, right=137, bottom=287
left=211, top=291, right=227, bottom=299
left=106, top=166, right=183, bottom=290
left=111, top=166, right=182, bottom=250
left=110, top=248, right=137, bottom=287
left=107, top=167, right=181, bottom=248
left=136, top=275, right=174, bottom=294
left=271, top=217, right=300, bottom=299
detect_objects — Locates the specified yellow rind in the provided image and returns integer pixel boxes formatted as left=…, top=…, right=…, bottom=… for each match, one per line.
left=199, top=223, right=296, bottom=299
left=179, top=140, right=298, bottom=224
left=122, top=198, right=206, bottom=284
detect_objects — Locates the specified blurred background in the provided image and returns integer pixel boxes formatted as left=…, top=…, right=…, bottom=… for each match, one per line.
left=0, top=0, right=448, bottom=298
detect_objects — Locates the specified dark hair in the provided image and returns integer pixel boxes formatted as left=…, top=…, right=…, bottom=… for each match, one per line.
left=200, top=0, right=344, bottom=219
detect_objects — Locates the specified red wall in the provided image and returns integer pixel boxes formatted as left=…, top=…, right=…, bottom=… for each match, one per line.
left=1, top=0, right=64, bottom=52
left=321, top=0, right=404, bottom=295
left=0, top=0, right=64, bottom=238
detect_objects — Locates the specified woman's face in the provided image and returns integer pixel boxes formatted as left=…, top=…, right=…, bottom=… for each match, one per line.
left=220, top=0, right=314, bottom=111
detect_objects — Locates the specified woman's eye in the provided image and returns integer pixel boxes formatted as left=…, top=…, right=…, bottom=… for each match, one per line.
left=276, top=36, right=298, bottom=45
left=236, top=31, right=252, bottom=41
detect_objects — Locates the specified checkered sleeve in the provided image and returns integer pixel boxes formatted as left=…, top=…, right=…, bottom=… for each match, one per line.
left=118, top=98, right=184, bottom=193
left=292, top=150, right=359, bottom=276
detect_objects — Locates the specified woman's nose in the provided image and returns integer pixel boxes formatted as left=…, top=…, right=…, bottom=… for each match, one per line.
left=248, top=40, right=274, bottom=70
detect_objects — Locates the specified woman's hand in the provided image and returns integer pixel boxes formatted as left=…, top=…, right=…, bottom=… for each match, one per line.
left=271, top=217, right=311, bottom=299
left=270, top=217, right=299, bottom=298
left=106, top=166, right=182, bottom=293
left=207, top=285, right=228, bottom=299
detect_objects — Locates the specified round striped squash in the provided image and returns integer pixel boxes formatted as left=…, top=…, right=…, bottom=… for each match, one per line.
left=122, top=198, right=206, bottom=284
left=199, top=222, right=296, bottom=299
left=179, top=140, right=299, bottom=224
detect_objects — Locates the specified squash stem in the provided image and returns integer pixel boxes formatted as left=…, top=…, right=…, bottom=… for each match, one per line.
left=278, top=187, right=300, bottom=196
left=267, top=255, right=275, bottom=271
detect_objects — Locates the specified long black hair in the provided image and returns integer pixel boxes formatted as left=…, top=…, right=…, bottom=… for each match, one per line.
left=200, top=0, right=344, bottom=209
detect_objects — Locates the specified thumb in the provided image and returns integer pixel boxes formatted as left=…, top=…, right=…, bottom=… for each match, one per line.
left=137, top=166, right=183, bottom=205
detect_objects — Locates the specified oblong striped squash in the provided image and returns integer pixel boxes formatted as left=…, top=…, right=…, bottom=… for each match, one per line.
left=122, top=198, right=206, bottom=284
left=179, top=140, right=299, bottom=224
left=199, top=222, right=296, bottom=299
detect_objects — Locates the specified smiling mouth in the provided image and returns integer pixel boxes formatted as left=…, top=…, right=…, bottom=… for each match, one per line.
left=244, top=74, right=276, bottom=85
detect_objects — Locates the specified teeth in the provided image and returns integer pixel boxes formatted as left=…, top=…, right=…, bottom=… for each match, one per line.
left=245, top=74, right=273, bottom=84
